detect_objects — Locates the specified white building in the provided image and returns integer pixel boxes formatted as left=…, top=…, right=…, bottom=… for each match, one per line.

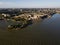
left=2, top=13, right=10, bottom=17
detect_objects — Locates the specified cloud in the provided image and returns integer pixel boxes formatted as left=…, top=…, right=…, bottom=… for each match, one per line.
left=0, top=2, right=17, bottom=8
left=0, top=2, right=3, bottom=5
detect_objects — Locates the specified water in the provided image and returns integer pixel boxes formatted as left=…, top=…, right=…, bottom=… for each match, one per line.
left=0, top=14, right=60, bottom=45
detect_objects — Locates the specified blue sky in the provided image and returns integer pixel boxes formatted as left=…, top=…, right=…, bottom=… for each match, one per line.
left=0, top=0, right=60, bottom=8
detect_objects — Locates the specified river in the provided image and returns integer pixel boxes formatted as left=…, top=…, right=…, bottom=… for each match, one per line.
left=0, top=14, right=60, bottom=45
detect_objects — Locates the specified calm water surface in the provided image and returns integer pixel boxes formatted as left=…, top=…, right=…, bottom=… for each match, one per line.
left=0, top=14, right=60, bottom=45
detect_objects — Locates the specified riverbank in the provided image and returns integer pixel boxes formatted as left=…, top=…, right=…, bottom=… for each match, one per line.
left=0, top=13, right=55, bottom=31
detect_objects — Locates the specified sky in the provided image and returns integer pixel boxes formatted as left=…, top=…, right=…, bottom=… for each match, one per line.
left=0, top=0, right=60, bottom=8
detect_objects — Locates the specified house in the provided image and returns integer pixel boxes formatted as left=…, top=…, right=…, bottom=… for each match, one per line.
left=2, top=13, right=10, bottom=17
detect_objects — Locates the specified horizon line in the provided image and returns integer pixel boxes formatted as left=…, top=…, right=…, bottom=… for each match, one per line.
left=0, top=7, right=60, bottom=9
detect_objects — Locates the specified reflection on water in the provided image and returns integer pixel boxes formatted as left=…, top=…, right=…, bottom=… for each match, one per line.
left=0, top=14, right=60, bottom=45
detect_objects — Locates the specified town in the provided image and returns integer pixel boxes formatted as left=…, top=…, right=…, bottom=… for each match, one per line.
left=0, top=8, right=60, bottom=31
